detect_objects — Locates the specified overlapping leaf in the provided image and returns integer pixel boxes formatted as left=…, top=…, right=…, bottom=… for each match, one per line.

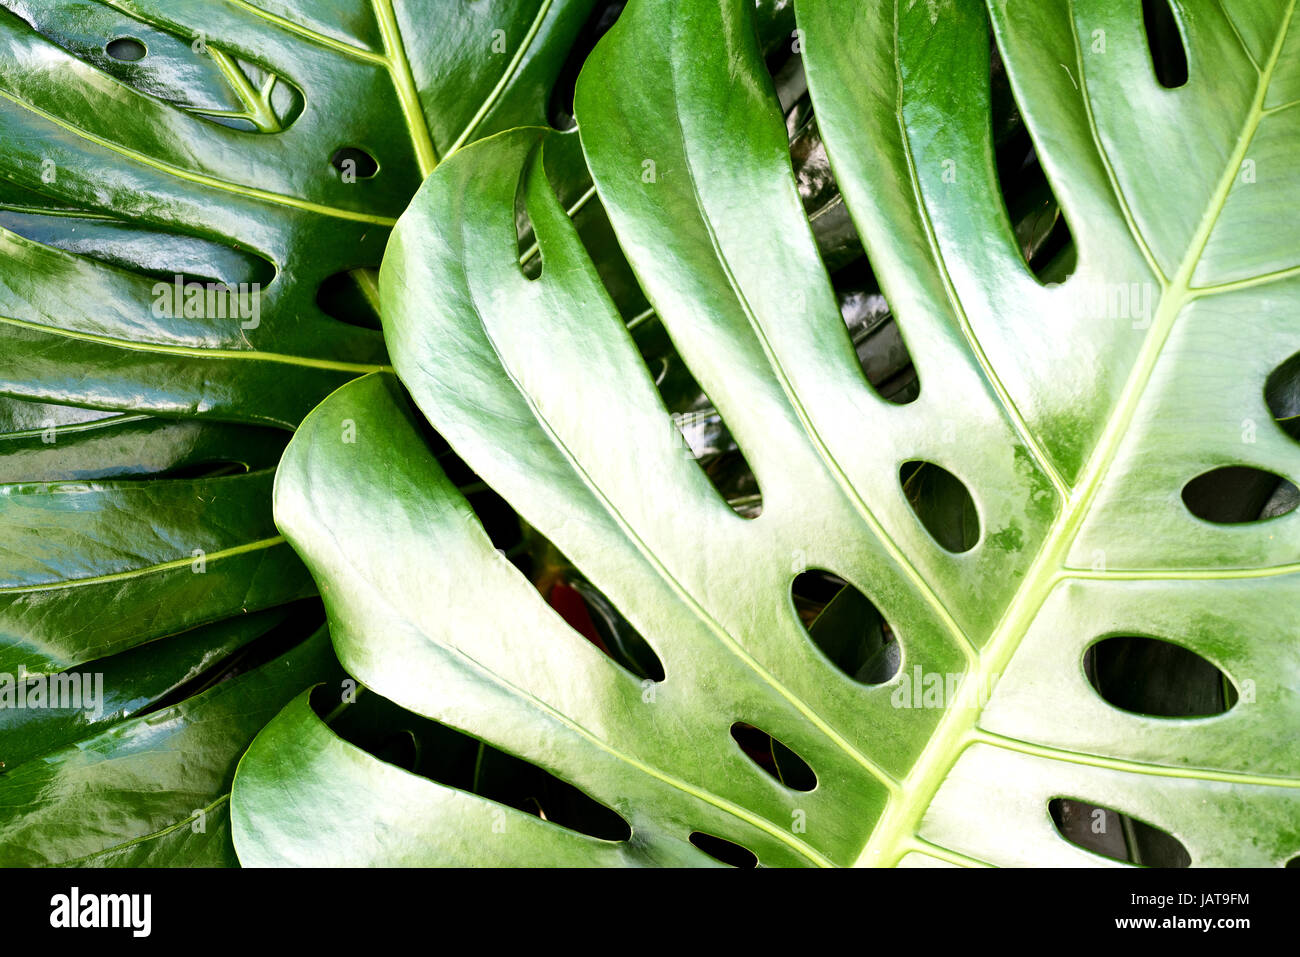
left=0, top=620, right=340, bottom=865
left=236, top=0, right=1300, bottom=866
left=0, top=0, right=598, bottom=865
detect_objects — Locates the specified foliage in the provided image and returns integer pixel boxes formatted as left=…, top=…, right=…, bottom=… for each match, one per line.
left=0, top=0, right=595, bottom=865
left=233, top=0, right=1300, bottom=866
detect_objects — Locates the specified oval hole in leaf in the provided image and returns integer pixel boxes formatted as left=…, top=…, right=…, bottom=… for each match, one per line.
left=1084, top=635, right=1238, bottom=717
left=1286, top=855, right=1300, bottom=868
left=1049, top=798, right=1190, bottom=867
left=899, top=461, right=980, bottom=552
left=1265, top=351, right=1300, bottom=442
left=729, top=722, right=816, bottom=792
left=792, top=569, right=900, bottom=684
left=1142, top=0, right=1189, bottom=89
left=316, top=269, right=382, bottom=329
left=105, top=36, right=146, bottom=61
left=689, top=832, right=757, bottom=868
left=1181, top=466, right=1299, bottom=523
left=330, top=146, right=378, bottom=180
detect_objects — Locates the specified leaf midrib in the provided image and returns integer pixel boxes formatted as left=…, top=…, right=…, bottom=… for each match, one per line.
left=372, top=0, right=439, bottom=176
left=0, top=534, right=286, bottom=596
left=856, top=0, right=1298, bottom=867
left=0, top=84, right=398, bottom=226
left=0, top=312, right=393, bottom=374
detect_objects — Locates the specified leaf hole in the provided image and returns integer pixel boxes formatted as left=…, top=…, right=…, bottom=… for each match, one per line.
left=156, top=459, right=251, bottom=480
left=210, top=55, right=304, bottom=131
left=1143, top=0, right=1189, bottom=89
left=1084, top=635, right=1237, bottom=717
left=546, top=1, right=627, bottom=131
left=688, top=832, right=757, bottom=868
left=775, top=52, right=922, bottom=405
left=792, top=569, right=900, bottom=684
left=831, top=260, right=919, bottom=404
left=407, top=388, right=667, bottom=686
left=899, top=461, right=980, bottom=553
left=639, top=320, right=763, bottom=517
left=990, top=35, right=1077, bottom=282
left=322, top=688, right=632, bottom=842
left=762, top=31, right=919, bottom=405
left=139, top=600, right=325, bottom=718
left=105, top=36, right=146, bottom=61
left=514, top=154, right=542, bottom=280
left=787, top=89, right=865, bottom=276
left=0, top=408, right=287, bottom=482
left=551, top=157, right=651, bottom=321
left=1049, top=798, right=1191, bottom=866
left=0, top=194, right=275, bottom=287
left=1265, top=351, right=1300, bottom=442
left=411, top=408, right=529, bottom=566
left=330, top=147, right=378, bottom=180
left=15, top=6, right=299, bottom=130
left=1181, top=466, right=1299, bottom=523
left=316, top=269, right=382, bottom=329
left=545, top=575, right=665, bottom=683
left=672, top=406, right=763, bottom=518
left=729, top=722, right=816, bottom=791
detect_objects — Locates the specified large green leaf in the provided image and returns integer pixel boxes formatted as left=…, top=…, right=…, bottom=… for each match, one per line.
left=0, top=0, right=597, bottom=423
left=0, top=395, right=320, bottom=679
left=0, top=0, right=599, bottom=664
left=235, top=0, right=1300, bottom=866
left=0, top=0, right=599, bottom=864
left=0, top=619, right=340, bottom=866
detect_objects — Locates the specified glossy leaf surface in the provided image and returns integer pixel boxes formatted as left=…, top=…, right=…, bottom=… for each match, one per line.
left=0, top=0, right=596, bottom=424
left=0, top=0, right=596, bottom=865
left=0, top=622, right=338, bottom=866
left=238, top=0, right=1300, bottom=866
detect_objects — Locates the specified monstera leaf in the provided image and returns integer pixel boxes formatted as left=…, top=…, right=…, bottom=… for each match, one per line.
left=0, top=619, right=341, bottom=865
left=0, top=0, right=601, bottom=422
left=0, top=0, right=599, bottom=865
left=233, top=0, right=1300, bottom=867
left=0, top=0, right=603, bottom=681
